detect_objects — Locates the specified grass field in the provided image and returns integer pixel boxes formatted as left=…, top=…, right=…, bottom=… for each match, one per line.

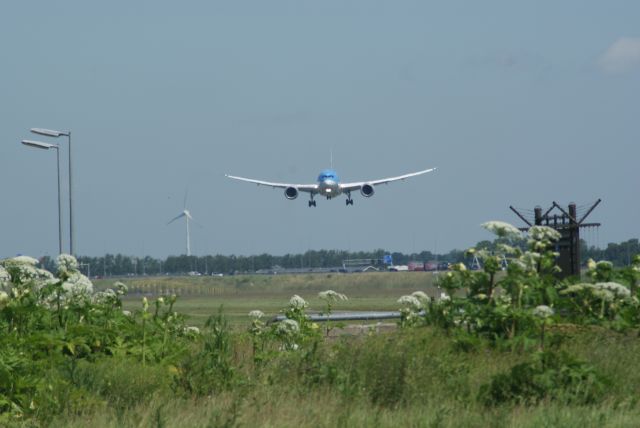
left=95, top=271, right=440, bottom=327
left=8, top=268, right=640, bottom=427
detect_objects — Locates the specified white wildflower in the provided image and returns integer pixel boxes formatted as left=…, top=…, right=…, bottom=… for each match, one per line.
left=277, top=319, right=300, bottom=335
left=0, top=267, right=11, bottom=289
left=289, top=294, right=308, bottom=310
left=592, top=288, right=615, bottom=302
left=561, top=283, right=588, bottom=295
left=35, top=268, right=55, bottom=281
left=518, top=251, right=541, bottom=272
left=596, top=261, right=613, bottom=271
left=0, top=291, right=9, bottom=309
left=595, top=282, right=630, bottom=298
left=397, top=295, right=422, bottom=309
left=473, top=293, right=488, bottom=301
left=481, top=221, right=522, bottom=238
left=439, top=292, right=451, bottom=302
left=587, top=259, right=596, bottom=271
left=497, top=243, right=521, bottom=256
left=562, top=282, right=629, bottom=301
left=248, top=310, right=265, bottom=319
left=10, top=264, right=40, bottom=284
left=157, top=297, right=165, bottom=304
left=8, top=256, right=39, bottom=266
left=92, top=289, right=117, bottom=305
left=318, top=290, right=348, bottom=302
left=56, top=254, right=79, bottom=276
left=184, top=326, right=200, bottom=335
left=61, top=272, right=93, bottom=297
left=528, top=226, right=561, bottom=243
left=122, top=310, right=132, bottom=317
left=114, top=281, right=128, bottom=296
left=411, top=291, right=431, bottom=303
left=533, top=305, right=554, bottom=318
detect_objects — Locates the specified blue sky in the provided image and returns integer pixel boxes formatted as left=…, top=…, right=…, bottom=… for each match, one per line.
left=1, top=1, right=639, bottom=258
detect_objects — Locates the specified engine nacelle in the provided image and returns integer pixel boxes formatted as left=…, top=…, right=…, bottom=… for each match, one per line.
left=284, top=186, right=299, bottom=200
left=360, top=183, right=375, bottom=198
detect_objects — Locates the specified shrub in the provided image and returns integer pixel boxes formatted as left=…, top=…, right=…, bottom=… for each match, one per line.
left=479, top=350, right=607, bottom=406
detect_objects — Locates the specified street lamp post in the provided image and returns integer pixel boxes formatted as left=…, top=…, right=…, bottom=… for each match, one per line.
left=30, top=128, right=74, bottom=255
left=21, top=140, right=63, bottom=255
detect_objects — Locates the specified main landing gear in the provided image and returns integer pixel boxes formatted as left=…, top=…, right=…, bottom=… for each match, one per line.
left=345, top=191, right=354, bottom=206
left=308, top=195, right=316, bottom=207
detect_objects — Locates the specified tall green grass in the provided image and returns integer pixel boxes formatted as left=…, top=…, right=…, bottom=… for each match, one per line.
left=44, top=327, right=640, bottom=428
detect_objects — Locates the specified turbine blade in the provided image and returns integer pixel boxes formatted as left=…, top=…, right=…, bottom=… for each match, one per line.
left=167, top=212, right=185, bottom=225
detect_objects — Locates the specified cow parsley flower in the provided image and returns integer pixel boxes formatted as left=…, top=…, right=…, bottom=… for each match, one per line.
left=561, top=283, right=588, bottom=295
left=10, top=264, right=40, bottom=284
left=533, top=305, right=554, bottom=318
left=528, top=226, right=561, bottom=243
left=318, top=290, right=348, bottom=302
left=595, top=282, right=630, bottom=298
left=184, top=326, right=200, bottom=335
left=514, top=251, right=541, bottom=273
left=592, top=288, right=615, bottom=302
left=56, top=254, right=79, bottom=275
left=398, top=295, right=422, bottom=309
left=114, top=281, right=128, bottom=296
left=0, top=267, right=11, bottom=289
left=8, top=256, right=39, bottom=266
left=122, top=310, right=132, bottom=317
left=277, top=319, right=300, bottom=335
left=248, top=310, right=265, bottom=319
left=289, top=294, right=308, bottom=309
left=439, top=292, right=451, bottom=302
left=61, top=272, right=93, bottom=297
left=92, top=288, right=117, bottom=305
left=411, top=291, right=431, bottom=303
left=481, top=221, right=522, bottom=238
left=0, top=291, right=9, bottom=309
left=497, top=243, right=521, bottom=256
left=596, top=261, right=613, bottom=270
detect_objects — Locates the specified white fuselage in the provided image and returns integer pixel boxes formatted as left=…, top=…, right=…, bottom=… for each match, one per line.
left=318, top=179, right=341, bottom=199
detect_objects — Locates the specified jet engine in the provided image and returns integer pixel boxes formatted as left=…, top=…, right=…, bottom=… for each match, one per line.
left=284, top=186, right=299, bottom=200
left=360, top=184, right=375, bottom=198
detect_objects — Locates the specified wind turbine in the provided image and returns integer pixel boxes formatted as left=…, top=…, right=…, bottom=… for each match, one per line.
left=167, top=192, right=194, bottom=256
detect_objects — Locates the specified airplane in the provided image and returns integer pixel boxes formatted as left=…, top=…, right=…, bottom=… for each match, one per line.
left=225, top=167, right=437, bottom=207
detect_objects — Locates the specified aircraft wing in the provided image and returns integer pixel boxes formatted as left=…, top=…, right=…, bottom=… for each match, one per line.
left=339, top=167, right=437, bottom=192
left=225, top=174, right=319, bottom=193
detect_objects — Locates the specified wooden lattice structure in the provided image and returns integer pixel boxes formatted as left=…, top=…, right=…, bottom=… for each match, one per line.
left=510, top=200, right=601, bottom=278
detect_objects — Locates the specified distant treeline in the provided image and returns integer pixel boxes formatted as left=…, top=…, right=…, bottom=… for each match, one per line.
left=37, top=238, right=639, bottom=277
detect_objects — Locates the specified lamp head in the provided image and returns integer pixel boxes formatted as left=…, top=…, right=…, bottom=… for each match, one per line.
left=30, top=128, right=69, bottom=137
left=22, top=140, right=58, bottom=150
